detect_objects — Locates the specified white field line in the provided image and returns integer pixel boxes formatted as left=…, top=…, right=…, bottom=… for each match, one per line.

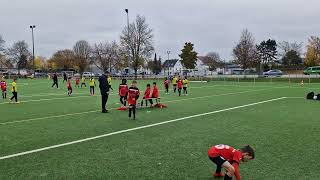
left=0, top=97, right=286, bottom=160
left=0, top=85, right=255, bottom=105
left=0, top=88, right=273, bottom=126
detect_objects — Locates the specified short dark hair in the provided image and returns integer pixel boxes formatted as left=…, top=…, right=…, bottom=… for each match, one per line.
left=147, top=84, right=150, bottom=87
left=122, top=79, right=127, bottom=84
left=153, top=82, right=156, bottom=85
left=240, top=145, right=255, bottom=159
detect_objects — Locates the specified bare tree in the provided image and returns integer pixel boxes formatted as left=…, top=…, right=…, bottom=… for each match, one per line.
left=91, top=41, right=122, bottom=73
left=279, top=41, right=303, bottom=57
left=0, top=35, right=6, bottom=68
left=233, top=29, right=258, bottom=71
left=73, top=40, right=91, bottom=74
left=0, top=35, right=5, bottom=53
left=6, top=40, right=31, bottom=74
left=49, top=49, right=75, bottom=70
left=201, top=52, right=222, bottom=71
left=120, top=15, right=154, bottom=78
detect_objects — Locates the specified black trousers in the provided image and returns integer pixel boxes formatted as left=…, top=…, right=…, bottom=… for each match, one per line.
left=10, top=92, right=18, bottom=102
left=52, top=81, right=58, bottom=88
left=178, top=88, right=182, bottom=96
left=101, top=93, right=109, bottom=111
left=173, top=84, right=177, bottom=93
left=129, top=105, right=136, bottom=119
left=120, top=96, right=127, bottom=106
left=141, top=99, right=153, bottom=107
left=2, top=90, right=6, bottom=99
left=165, top=85, right=169, bottom=93
left=90, top=86, right=95, bottom=95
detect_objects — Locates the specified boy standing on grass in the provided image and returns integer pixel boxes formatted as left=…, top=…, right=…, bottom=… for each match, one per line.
left=119, top=79, right=129, bottom=107
left=67, top=77, right=72, bottom=96
left=177, top=78, right=183, bottom=96
left=172, top=75, right=178, bottom=93
left=10, top=78, right=19, bottom=103
left=81, top=76, right=86, bottom=88
left=89, top=77, right=96, bottom=96
left=141, top=84, right=152, bottom=107
left=1, top=78, right=7, bottom=99
left=51, top=73, right=58, bottom=89
left=151, top=82, right=159, bottom=105
left=107, top=75, right=113, bottom=91
left=182, top=76, right=189, bottom=96
left=208, top=144, right=255, bottom=180
left=164, top=77, right=170, bottom=94
left=75, top=77, right=80, bottom=88
left=127, top=80, right=140, bottom=120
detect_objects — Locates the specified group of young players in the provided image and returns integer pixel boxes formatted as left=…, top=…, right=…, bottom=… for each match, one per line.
left=0, top=77, right=18, bottom=103
left=2, top=73, right=255, bottom=179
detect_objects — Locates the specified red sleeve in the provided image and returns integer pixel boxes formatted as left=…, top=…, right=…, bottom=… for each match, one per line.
left=233, top=162, right=241, bottom=180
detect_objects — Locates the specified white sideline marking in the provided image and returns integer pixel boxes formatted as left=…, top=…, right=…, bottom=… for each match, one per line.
left=0, top=97, right=286, bottom=160
left=0, top=88, right=272, bottom=125
left=0, top=85, right=252, bottom=105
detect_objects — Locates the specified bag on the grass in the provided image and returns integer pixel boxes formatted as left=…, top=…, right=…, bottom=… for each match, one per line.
left=316, top=94, right=320, bottom=100
left=306, top=92, right=314, bottom=100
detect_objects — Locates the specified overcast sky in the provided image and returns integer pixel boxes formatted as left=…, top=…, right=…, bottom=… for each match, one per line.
left=1, top=0, right=319, bottom=60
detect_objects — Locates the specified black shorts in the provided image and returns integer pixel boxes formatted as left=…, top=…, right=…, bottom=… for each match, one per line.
left=173, top=84, right=177, bottom=87
left=183, top=87, right=187, bottom=90
left=209, top=156, right=227, bottom=167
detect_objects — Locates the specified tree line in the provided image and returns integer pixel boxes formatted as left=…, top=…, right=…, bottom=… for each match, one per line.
left=1, top=23, right=320, bottom=76
left=0, top=15, right=155, bottom=78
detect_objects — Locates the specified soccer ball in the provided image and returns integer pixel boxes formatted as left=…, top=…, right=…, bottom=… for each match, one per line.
left=313, top=96, right=318, bottom=100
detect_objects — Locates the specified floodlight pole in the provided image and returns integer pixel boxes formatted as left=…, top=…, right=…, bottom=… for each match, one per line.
left=30, top=25, right=36, bottom=77
left=167, top=51, right=171, bottom=76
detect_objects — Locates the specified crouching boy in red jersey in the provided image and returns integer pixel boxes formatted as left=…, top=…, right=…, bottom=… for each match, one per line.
left=208, top=144, right=254, bottom=180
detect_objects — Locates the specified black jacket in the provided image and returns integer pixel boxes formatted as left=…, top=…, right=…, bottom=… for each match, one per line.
left=53, top=74, right=58, bottom=82
left=99, top=74, right=110, bottom=94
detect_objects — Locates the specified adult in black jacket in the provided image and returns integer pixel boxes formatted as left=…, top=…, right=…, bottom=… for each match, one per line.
left=99, top=74, right=110, bottom=113
left=51, top=73, right=58, bottom=88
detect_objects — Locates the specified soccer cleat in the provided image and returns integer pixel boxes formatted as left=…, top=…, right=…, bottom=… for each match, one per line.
left=16, top=101, right=20, bottom=104
left=213, top=172, right=225, bottom=177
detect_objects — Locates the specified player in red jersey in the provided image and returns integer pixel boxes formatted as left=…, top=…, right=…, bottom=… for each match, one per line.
left=67, top=77, right=72, bottom=96
left=208, top=144, right=254, bottom=180
left=75, top=77, right=80, bottom=88
left=119, top=79, right=129, bottom=107
left=141, top=84, right=153, bottom=107
left=127, top=80, right=140, bottom=120
left=0, top=78, right=7, bottom=99
left=164, top=77, right=170, bottom=94
left=151, top=81, right=159, bottom=98
left=177, top=78, right=183, bottom=96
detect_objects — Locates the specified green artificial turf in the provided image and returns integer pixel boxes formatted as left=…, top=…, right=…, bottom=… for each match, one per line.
left=0, top=78, right=319, bottom=179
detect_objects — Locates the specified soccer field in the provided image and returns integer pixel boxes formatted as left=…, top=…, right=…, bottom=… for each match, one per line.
left=0, top=79, right=319, bottom=180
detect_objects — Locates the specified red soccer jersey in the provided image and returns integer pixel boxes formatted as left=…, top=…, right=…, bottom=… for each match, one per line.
left=177, top=80, right=183, bottom=89
left=164, top=80, right=169, bottom=86
left=144, top=87, right=151, bottom=99
left=208, top=144, right=242, bottom=164
left=67, top=80, right=72, bottom=88
left=127, top=87, right=140, bottom=105
left=1, top=81, right=7, bottom=91
left=75, top=78, right=80, bottom=84
left=119, top=84, right=129, bottom=96
left=152, top=86, right=159, bottom=98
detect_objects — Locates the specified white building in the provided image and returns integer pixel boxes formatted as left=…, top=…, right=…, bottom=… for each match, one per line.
left=162, top=58, right=210, bottom=76
left=162, top=59, right=183, bottom=76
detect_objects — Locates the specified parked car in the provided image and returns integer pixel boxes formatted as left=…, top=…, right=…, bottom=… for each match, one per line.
left=263, top=70, right=283, bottom=77
left=82, top=72, right=94, bottom=77
left=303, top=66, right=320, bottom=75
